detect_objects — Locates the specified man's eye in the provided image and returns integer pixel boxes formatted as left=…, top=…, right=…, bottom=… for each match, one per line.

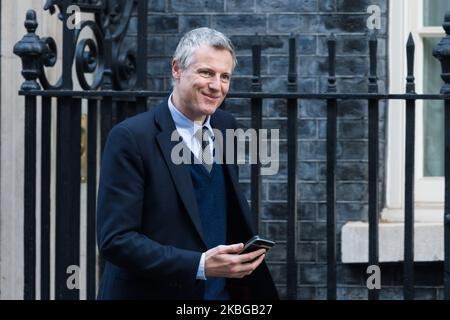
left=199, top=70, right=213, bottom=77
left=221, top=75, right=230, bottom=82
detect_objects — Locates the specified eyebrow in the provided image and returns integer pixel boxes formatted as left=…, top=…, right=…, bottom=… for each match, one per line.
left=196, top=66, right=231, bottom=75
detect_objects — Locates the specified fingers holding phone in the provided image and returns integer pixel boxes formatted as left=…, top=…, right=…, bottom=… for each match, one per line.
left=237, top=235, right=275, bottom=265
left=204, top=243, right=267, bottom=278
left=239, top=248, right=267, bottom=263
left=240, top=235, right=275, bottom=254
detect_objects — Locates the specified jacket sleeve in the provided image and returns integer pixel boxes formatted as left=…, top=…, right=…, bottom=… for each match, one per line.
left=96, top=125, right=201, bottom=286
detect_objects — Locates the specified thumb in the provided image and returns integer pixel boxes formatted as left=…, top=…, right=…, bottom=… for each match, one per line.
left=221, top=243, right=244, bottom=254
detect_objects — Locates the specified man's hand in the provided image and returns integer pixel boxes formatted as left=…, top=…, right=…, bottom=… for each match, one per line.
left=204, top=243, right=266, bottom=278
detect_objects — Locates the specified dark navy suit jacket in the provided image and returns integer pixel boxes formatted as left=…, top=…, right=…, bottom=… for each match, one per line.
left=96, top=99, right=278, bottom=300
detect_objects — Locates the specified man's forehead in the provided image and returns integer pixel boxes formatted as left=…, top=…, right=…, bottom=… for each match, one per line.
left=190, top=46, right=233, bottom=70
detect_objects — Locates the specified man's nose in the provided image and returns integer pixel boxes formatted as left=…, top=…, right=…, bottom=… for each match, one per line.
left=208, top=76, right=221, bottom=91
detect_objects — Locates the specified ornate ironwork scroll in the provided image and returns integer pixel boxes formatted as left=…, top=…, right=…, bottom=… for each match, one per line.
left=15, top=0, right=138, bottom=91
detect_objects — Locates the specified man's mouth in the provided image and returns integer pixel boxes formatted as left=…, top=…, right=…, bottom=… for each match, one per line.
left=202, top=93, right=221, bottom=100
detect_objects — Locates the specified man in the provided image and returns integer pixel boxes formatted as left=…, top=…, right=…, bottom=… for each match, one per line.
left=97, top=27, right=278, bottom=300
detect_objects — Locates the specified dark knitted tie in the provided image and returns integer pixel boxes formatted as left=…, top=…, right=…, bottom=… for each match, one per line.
left=195, top=126, right=213, bottom=172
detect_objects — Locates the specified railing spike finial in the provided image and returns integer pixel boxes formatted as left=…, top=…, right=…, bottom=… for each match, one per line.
left=327, top=33, right=337, bottom=93
left=444, top=11, right=450, bottom=35
left=407, top=32, right=415, bottom=47
left=251, top=34, right=262, bottom=92
left=368, top=30, right=378, bottom=93
left=406, top=33, right=415, bottom=93
left=24, top=9, right=38, bottom=34
left=13, top=10, right=49, bottom=91
left=288, top=35, right=297, bottom=91
left=329, top=32, right=336, bottom=41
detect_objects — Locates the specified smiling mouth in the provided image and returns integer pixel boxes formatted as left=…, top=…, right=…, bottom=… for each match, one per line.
left=202, top=93, right=221, bottom=100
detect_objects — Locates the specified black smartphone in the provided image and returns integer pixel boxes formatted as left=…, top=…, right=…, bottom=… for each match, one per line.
left=240, top=235, right=275, bottom=254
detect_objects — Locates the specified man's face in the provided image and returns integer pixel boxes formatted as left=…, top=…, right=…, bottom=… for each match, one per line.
left=172, top=45, right=233, bottom=123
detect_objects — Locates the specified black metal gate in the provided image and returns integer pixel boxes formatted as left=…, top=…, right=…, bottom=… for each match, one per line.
left=13, top=1, right=450, bottom=300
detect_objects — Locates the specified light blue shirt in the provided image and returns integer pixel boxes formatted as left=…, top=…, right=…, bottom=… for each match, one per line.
left=168, top=93, right=215, bottom=281
left=168, top=94, right=215, bottom=161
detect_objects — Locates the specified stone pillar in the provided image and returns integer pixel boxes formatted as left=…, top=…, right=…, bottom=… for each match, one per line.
left=0, top=1, right=60, bottom=299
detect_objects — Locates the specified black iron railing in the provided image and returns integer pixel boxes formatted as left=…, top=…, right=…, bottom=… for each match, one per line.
left=13, top=1, right=450, bottom=300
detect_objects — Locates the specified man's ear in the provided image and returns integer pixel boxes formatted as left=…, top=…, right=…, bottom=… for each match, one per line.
left=172, top=59, right=181, bottom=81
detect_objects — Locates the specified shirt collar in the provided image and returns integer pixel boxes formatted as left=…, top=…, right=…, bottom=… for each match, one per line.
left=168, top=93, right=215, bottom=138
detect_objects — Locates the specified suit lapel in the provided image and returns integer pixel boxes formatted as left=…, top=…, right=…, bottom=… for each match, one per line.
left=155, top=102, right=206, bottom=246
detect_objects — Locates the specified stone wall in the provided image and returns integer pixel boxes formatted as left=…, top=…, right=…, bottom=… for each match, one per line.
left=134, top=0, right=399, bottom=299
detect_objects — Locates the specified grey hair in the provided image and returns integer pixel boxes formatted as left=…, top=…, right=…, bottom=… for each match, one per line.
left=173, top=27, right=237, bottom=71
